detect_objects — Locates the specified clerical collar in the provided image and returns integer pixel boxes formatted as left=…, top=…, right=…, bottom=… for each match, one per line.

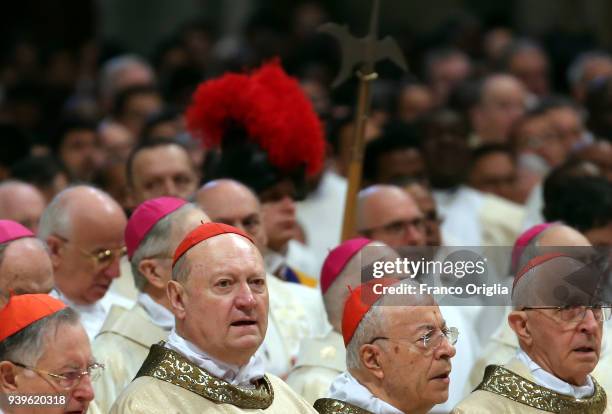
left=165, top=329, right=265, bottom=388
left=137, top=293, right=174, bottom=331
left=50, top=288, right=106, bottom=340
left=328, top=371, right=403, bottom=414
left=517, top=349, right=595, bottom=398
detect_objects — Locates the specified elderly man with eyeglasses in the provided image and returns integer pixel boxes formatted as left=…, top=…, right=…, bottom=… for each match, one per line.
left=0, top=294, right=102, bottom=414
left=38, top=185, right=132, bottom=339
left=314, top=279, right=457, bottom=414
left=453, top=253, right=612, bottom=414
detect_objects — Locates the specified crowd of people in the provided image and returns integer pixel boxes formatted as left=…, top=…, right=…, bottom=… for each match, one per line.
left=1, top=3, right=612, bottom=413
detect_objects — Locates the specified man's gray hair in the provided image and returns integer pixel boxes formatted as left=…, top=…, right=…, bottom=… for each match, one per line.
left=131, top=203, right=200, bottom=290
left=346, top=303, right=386, bottom=371
left=567, top=51, right=612, bottom=87
left=172, top=253, right=191, bottom=284
left=0, top=307, right=80, bottom=365
left=37, top=188, right=73, bottom=241
left=99, top=54, right=154, bottom=102
left=345, top=279, right=425, bottom=371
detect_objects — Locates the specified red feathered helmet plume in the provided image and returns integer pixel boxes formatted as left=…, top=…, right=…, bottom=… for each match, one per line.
left=185, top=59, right=325, bottom=178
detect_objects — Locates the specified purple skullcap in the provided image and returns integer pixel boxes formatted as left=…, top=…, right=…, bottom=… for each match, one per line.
left=320, top=238, right=372, bottom=295
left=125, top=197, right=187, bottom=259
left=0, top=220, right=34, bottom=245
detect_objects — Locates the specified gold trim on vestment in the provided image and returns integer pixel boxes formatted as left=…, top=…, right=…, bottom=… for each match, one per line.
left=476, top=364, right=608, bottom=414
left=313, top=398, right=373, bottom=414
left=135, top=342, right=274, bottom=409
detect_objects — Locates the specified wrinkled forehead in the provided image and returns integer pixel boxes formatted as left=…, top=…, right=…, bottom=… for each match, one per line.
left=186, top=234, right=263, bottom=276
left=383, top=304, right=444, bottom=331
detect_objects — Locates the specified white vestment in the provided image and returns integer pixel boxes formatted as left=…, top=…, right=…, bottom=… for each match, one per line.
left=50, top=288, right=132, bottom=340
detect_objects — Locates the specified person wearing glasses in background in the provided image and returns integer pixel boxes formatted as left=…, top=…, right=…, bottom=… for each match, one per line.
left=314, top=279, right=457, bottom=414
left=91, top=197, right=209, bottom=413
left=38, top=185, right=132, bottom=340
left=453, top=253, right=612, bottom=413
left=357, top=185, right=427, bottom=249
left=0, top=294, right=102, bottom=414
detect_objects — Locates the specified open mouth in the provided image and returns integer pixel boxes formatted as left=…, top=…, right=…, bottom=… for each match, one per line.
left=430, top=371, right=450, bottom=380
left=231, top=320, right=257, bottom=327
left=574, top=346, right=595, bottom=353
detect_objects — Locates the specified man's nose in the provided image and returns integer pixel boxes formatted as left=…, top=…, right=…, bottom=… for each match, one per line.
left=72, top=374, right=95, bottom=403
left=579, top=308, right=601, bottom=335
left=234, top=282, right=256, bottom=309
left=403, top=224, right=426, bottom=246
left=163, top=178, right=179, bottom=197
left=279, top=196, right=296, bottom=213
left=435, top=338, right=457, bottom=359
left=102, top=257, right=122, bottom=280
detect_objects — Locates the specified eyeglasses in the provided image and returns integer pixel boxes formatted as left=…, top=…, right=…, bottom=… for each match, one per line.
left=369, top=326, right=459, bottom=353
left=11, top=362, right=104, bottom=390
left=57, top=236, right=126, bottom=268
left=523, top=306, right=612, bottom=324
left=361, top=217, right=426, bottom=238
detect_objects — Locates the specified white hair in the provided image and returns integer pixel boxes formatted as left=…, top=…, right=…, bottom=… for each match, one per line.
left=345, top=279, right=426, bottom=371
left=37, top=188, right=72, bottom=241
left=131, top=203, right=200, bottom=290
left=346, top=304, right=386, bottom=370
left=0, top=307, right=80, bottom=365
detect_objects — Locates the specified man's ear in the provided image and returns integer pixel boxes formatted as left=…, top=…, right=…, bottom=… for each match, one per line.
left=0, top=362, right=19, bottom=391
left=138, top=259, right=165, bottom=290
left=167, top=280, right=187, bottom=320
left=508, top=310, right=532, bottom=346
left=359, top=344, right=385, bottom=381
left=45, top=235, right=64, bottom=270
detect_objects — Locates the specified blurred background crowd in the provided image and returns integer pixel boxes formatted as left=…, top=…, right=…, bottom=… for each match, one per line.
left=1, top=0, right=612, bottom=248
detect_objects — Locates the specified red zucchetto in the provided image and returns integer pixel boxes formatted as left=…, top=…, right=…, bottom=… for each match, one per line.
left=341, top=278, right=399, bottom=346
left=0, top=294, right=66, bottom=341
left=172, top=222, right=255, bottom=267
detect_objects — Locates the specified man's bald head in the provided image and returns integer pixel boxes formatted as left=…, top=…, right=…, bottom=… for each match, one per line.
left=0, top=237, right=53, bottom=307
left=0, top=181, right=46, bottom=233
left=196, top=180, right=267, bottom=252
left=38, top=185, right=127, bottom=304
left=357, top=185, right=426, bottom=248
left=472, top=74, right=527, bottom=143
left=538, top=224, right=591, bottom=247
left=39, top=185, right=126, bottom=242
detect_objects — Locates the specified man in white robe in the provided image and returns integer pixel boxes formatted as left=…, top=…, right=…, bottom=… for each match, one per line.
left=110, top=222, right=316, bottom=413
left=314, top=279, right=457, bottom=414
left=38, top=185, right=132, bottom=339
left=0, top=294, right=98, bottom=414
left=467, top=223, right=612, bottom=393
left=286, top=237, right=398, bottom=404
left=454, top=253, right=612, bottom=413
left=92, top=197, right=209, bottom=412
left=196, top=179, right=331, bottom=378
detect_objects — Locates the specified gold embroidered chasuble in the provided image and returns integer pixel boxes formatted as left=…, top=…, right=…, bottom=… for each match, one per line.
left=313, top=398, right=374, bottom=414
left=453, top=358, right=611, bottom=414
left=109, top=343, right=317, bottom=413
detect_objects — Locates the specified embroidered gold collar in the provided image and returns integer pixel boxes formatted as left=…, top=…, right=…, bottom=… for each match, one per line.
left=314, top=398, right=374, bottom=414
left=477, top=364, right=608, bottom=414
left=135, top=342, right=274, bottom=409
